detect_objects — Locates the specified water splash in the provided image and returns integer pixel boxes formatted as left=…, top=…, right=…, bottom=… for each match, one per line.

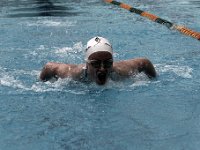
left=0, top=63, right=193, bottom=94
left=0, top=67, right=30, bottom=91
left=24, top=19, right=76, bottom=27
left=54, top=42, right=84, bottom=55
left=155, top=64, right=193, bottom=78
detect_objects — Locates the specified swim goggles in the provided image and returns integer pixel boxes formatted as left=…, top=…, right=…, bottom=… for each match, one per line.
left=87, top=59, right=113, bottom=68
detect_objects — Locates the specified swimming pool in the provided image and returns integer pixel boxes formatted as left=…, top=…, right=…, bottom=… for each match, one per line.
left=0, top=0, right=200, bottom=149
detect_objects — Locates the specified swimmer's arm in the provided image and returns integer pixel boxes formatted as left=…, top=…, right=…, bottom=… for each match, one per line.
left=113, top=58, right=156, bottom=79
left=40, top=62, right=83, bottom=82
left=136, top=58, right=156, bottom=78
left=40, top=62, right=59, bottom=82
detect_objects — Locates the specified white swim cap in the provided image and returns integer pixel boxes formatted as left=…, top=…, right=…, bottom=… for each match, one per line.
left=85, top=37, right=113, bottom=60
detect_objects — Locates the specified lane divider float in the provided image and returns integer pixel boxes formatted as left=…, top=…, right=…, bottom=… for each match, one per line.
left=104, top=0, right=200, bottom=41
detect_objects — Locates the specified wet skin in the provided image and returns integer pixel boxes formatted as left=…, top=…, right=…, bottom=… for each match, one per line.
left=87, top=52, right=113, bottom=85
left=40, top=52, right=156, bottom=85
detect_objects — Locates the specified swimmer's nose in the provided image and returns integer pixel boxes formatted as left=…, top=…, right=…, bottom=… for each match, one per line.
left=99, top=63, right=106, bottom=71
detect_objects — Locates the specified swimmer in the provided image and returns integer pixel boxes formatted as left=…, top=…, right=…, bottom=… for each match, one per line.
left=40, top=36, right=156, bottom=85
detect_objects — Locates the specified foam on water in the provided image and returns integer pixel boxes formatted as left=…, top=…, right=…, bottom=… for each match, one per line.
left=0, top=67, right=39, bottom=91
left=156, top=64, right=193, bottom=78
left=0, top=74, right=27, bottom=90
left=54, top=42, right=84, bottom=55
left=21, top=19, right=76, bottom=27
left=0, top=63, right=193, bottom=94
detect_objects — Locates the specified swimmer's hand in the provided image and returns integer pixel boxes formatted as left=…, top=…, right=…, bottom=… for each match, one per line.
left=40, top=62, right=57, bottom=82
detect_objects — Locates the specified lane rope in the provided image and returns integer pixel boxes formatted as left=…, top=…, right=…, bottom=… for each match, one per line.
left=104, top=0, right=200, bottom=41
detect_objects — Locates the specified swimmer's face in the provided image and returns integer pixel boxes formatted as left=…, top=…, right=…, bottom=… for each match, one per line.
left=87, top=51, right=113, bottom=85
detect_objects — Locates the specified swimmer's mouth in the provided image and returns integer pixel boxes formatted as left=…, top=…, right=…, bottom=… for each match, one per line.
left=96, top=72, right=107, bottom=85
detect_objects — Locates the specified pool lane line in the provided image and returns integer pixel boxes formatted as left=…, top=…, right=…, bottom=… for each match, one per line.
left=104, top=0, right=200, bottom=41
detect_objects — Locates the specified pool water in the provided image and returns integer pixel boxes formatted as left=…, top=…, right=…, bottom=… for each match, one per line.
left=0, top=0, right=200, bottom=150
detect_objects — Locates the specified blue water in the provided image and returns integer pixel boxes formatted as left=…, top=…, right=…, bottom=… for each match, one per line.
left=1, top=0, right=200, bottom=149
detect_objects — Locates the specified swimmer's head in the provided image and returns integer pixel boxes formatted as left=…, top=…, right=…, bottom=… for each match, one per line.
left=85, top=36, right=113, bottom=61
left=85, top=37, right=113, bottom=85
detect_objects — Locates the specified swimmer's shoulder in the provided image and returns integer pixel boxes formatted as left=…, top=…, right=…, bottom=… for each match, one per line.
left=112, top=60, right=135, bottom=76
left=65, top=64, right=85, bottom=79
left=112, top=58, right=151, bottom=70
left=45, top=62, right=84, bottom=78
left=111, top=58, right=147, bottom=77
